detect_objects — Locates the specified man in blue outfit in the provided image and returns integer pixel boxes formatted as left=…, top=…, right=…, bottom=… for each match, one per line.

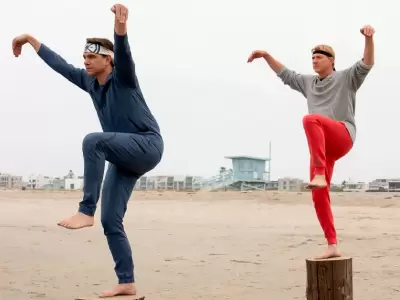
left=12, top=3, right=163, bottom=297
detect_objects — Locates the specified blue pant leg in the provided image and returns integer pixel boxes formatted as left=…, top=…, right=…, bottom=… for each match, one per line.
left=78, top=133, right=107, bottom=216
left=78, top=132, right=161, bottom=216
left=101, top=163, right=137, bottom=284
left=78, top=131, right=162, bottom=284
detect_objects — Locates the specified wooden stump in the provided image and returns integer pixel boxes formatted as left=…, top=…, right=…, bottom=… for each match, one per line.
left=306, top=257, right=353, bottom=300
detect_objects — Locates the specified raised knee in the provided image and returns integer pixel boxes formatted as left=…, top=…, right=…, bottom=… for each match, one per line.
left=302, top=114, right=318, bottom=127
left=82, top=132, right=103, bottom=152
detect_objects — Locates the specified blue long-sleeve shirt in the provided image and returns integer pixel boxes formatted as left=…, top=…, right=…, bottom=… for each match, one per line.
left=37, top=32, right=162, bottom=143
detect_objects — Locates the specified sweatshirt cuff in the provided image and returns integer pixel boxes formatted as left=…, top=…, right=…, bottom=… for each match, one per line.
left=359, top=59, right=374, bottom=70
left=277, top=67, right=289, bottom=78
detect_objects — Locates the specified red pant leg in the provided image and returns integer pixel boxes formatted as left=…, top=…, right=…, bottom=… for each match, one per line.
left=302, top=114, right=353, bottom=175
left=310, top=157, right=336, bottom=244
left=303, top=114, right=353, bottom=245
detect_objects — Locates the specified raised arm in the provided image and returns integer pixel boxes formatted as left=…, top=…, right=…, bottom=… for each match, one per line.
left=248, top=50, right=310, bottom=97
left=12, top=34, right=91, bottom=93
left=346, top=25, right=375, bottom=90
left=111, top=4, right=137, bottom=88
left=361, top=25, right=375, bottom=66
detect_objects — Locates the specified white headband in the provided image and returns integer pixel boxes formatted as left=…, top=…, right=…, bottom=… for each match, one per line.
left=84, top=43, right=114, bottom=60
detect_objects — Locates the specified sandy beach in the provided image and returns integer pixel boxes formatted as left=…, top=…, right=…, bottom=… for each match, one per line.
left=1, top=189, right=399, bottom=300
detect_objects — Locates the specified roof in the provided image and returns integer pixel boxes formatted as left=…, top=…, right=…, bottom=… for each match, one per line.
left=224, top=155, right=270, bottom=161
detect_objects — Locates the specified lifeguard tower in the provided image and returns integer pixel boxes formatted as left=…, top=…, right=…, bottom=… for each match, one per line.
left=224, top=155, right=271, bottom=190
left=198, top=141, right=275, bottom=191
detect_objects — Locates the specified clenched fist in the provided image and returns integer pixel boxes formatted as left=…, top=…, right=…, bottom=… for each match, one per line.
left=111, top=3, right=129, bottom=23
left=360, top=24, right=375, bottom=37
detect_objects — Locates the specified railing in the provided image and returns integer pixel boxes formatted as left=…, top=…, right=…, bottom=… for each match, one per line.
left=193, top=170, right=234, bottom=190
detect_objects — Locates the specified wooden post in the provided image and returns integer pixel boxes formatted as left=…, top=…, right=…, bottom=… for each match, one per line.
left=306, top=257, right=353, bottom=300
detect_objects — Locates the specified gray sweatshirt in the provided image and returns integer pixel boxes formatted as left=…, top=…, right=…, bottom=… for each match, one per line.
left=277, top=60, right=373, bottom=142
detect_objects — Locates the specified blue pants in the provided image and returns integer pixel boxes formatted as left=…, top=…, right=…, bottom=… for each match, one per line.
left=78, top=132, right=163, bottom=284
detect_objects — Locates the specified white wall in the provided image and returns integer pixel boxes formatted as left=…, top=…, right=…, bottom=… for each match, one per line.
left=28, top=174, right=53, bottom=188
left=278, top=177, right=303, bottom=191
left=64, top=178, right=84, bottom=190
left=343, top=182, right=367, bottom=192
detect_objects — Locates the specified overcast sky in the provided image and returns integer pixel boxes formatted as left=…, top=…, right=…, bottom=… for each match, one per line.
left=1, top=0, right=397, bottom=183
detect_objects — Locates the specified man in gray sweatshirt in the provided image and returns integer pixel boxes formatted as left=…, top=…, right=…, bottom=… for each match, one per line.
left=247, top=25, right=374, bottom=259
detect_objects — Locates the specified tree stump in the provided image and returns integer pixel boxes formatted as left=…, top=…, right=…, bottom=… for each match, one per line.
left=306, top=257, right=353, bottom=300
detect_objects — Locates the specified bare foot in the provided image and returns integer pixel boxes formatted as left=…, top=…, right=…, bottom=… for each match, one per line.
left=57, top=212, right=94, bottom=229
left=99, top=283, right=136, bottom=298
left=316, top=244, right=341, bottom=259
left=307, top=174, right=327, bottom=189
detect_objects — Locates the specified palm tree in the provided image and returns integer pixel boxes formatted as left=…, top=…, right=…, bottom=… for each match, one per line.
left=65, top=170, right=75, bottom=179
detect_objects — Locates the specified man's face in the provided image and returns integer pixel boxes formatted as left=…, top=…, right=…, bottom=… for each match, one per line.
left=312, top=53, right=334, bottom=74
left=83, top=52, right=112, bottom=76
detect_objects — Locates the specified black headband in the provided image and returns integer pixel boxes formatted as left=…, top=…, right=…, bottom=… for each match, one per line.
left=312, top=49, right=333, bottom=58
left=312, top=49, right=336, bottom=71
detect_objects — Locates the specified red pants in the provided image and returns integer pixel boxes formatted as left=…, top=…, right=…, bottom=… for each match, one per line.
left=302, top=114, right=353, bottom=245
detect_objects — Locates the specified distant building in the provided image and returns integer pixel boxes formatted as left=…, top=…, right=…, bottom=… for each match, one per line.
left=342, top=181, right=367, bottom=192
left=367, top=178, right=400, bottom=192
left=31, top=170, right=84, bottom=190
left=134, top=175, right=204, bottom=191
left=224, top=155, right=271, bottom=182
left=51, top=177, right=84, bottom=190
left=197, top=155, right=277, bottom=191
left=278, top=177, right=304, bottom=192
left=0, top=173, right=23, bottom=189
left=27, top=174, right=54, bottom=189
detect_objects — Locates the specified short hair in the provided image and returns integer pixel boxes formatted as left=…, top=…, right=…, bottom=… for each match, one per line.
left=86, top=37, right=114, bottom=52
left=311, top=44, right=335, bottom=58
